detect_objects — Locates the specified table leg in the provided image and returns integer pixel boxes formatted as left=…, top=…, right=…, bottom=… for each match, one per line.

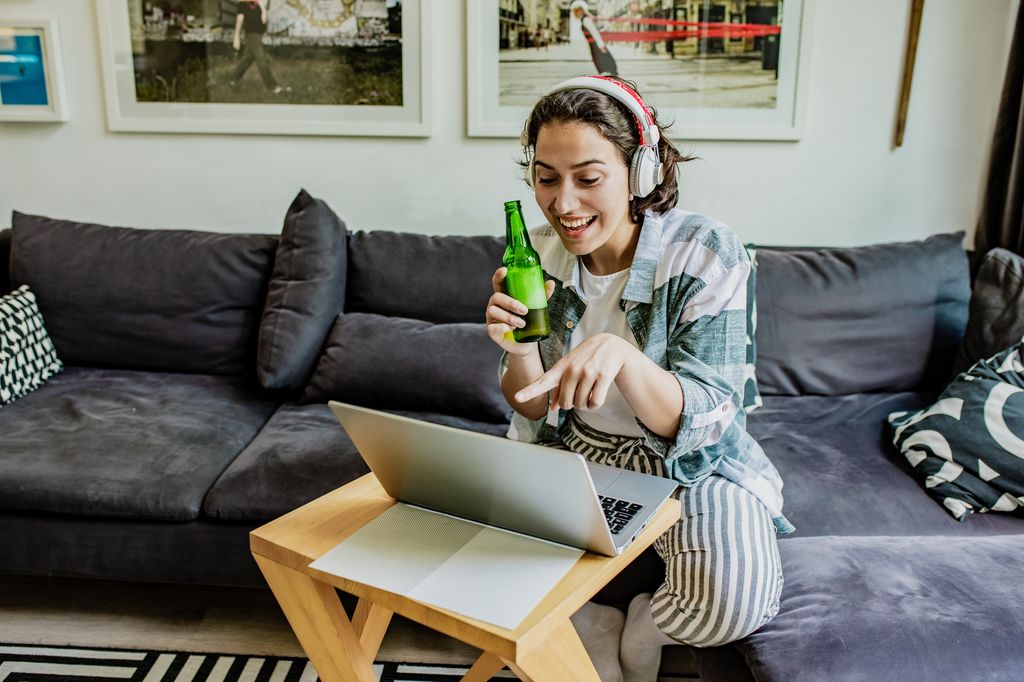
left=254, top=554, right=376, bottom=682
left=352, top=598, right=392, bottom=661
left=461, top=651, right=506, bottom=681
left=502, top=620, right=599, bottom=681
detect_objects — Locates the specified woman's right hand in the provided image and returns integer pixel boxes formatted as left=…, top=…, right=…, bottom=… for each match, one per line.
left=486, top=267, right=555, bottom=356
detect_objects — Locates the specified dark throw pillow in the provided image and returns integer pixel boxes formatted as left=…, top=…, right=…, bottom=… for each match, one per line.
left=954, top=247, right=1024, bottom=376
left=302, top=312, right=510, bottom=423
left=257, top=190, right=348, bottom=392
left=0, top=229, right=11, bottom=296
left=0, top=285, right=63, bottom=406
left=888, top=340, right=1024, bottom=521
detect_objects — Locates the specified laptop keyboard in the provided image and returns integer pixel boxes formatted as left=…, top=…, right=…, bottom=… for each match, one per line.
left=599, top=495, right=644, bottom=535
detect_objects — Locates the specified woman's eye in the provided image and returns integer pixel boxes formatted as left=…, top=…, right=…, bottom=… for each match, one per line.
left=537, top=177, right=557, bottom=186
left=578, top=177, right=599, bottom=186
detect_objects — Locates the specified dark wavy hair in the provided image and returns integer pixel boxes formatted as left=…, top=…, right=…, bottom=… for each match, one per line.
left=519, top=77, right=693, bottom=224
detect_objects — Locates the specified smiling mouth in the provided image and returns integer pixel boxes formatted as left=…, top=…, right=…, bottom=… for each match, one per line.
left=558, top=215, right=596, bottom=236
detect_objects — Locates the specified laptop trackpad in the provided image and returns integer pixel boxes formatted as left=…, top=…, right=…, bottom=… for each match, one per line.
left=309, top=503, right=583, bottom=629
left=587, top=461, right=623, bottom=493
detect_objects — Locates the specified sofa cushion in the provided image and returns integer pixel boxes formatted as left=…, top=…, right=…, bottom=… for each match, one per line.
left=753, top=233, right=970, bottom=396
left=10, top=212, right=277, bottom=375
left=0, top=229, right=10, bottom=295
left=0, top=367, right=278, bottom=521
left=0, top=513, right=265, bottom=586
left=0, top=285, right=63, bottom=405
left=257, top=190, right=348, bottom=392
left=735, top=535, right=1024, bottom=682
left=203, top=403, right=509, bottom=521
left=748, top=392, right=1024, bottom=537
left=888, top=340, right=1024, bottom=521
left=302, top=312, right=511, bottom=423
left=955, top=247, right=1024, bottom=375
left=346, top=231, right=504, bottom=323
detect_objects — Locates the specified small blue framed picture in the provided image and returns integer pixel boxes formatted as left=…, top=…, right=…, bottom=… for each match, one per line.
left=0, top=20, right=69, bottom=122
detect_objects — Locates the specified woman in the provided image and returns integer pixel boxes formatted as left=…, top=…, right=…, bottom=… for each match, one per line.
left=571, top=0, right=618, bottom=76
left=484, top=76, right=793, bottom=682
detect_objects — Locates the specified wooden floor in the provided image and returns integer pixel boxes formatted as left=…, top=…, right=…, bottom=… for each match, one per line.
left=0, top=574, right=697, bottom=679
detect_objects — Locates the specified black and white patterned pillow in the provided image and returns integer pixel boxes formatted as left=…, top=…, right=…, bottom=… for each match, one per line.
left=0, top=285, right=63, bottom=406
left=888, top=339, right=1024, bottom=520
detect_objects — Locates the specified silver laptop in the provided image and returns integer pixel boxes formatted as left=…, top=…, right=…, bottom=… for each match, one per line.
left=328, top=401, right=678, bottom=556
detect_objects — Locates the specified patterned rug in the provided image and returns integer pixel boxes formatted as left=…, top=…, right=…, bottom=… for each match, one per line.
left=0, top=644, right=517, bottom=682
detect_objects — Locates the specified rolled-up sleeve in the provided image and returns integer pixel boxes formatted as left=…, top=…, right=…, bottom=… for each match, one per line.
left=637, top=257, right=750, bottom=463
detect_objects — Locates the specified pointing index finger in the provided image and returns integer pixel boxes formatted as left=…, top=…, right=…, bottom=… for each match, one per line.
left=514, top=366, right=563, bottom=404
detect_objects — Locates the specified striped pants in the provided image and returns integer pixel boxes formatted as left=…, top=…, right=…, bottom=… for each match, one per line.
left=563, top=413, right=784, bottom=647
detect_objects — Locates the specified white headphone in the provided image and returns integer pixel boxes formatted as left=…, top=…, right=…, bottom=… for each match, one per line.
left=522, top=76, right=666, bottom=199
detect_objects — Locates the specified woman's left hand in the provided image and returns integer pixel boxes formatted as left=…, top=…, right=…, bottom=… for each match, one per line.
left=514, top=333, right=636, bottom=410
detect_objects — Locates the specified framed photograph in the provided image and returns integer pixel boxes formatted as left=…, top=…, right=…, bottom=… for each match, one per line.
left=468, top=0, right=810, bottom=141
left=95, top=0, right=429, bottom=136
left=0, top=20, right=69, bottom=122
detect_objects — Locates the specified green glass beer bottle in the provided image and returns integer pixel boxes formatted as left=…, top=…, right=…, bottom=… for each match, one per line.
left=502, top=200, right=551, bottom=343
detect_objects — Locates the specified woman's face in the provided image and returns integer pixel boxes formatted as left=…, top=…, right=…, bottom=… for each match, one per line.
left=533, top=121, right=637, bottom=274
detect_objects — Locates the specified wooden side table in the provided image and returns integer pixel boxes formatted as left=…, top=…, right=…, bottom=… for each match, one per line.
left=250, top=474, right=678, bottom=682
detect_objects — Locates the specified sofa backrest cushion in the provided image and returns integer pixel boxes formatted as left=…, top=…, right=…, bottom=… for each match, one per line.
left=257, top=190, right=347, bottom=393
left=11, top=211, right=277, bottom=375
left=302, top=312, right=510, bottom=423
left=0, top=229, right=10, bottom=296
left=753, top=232, right=970, bottom=396
left=345, top=230, right=504, bottom=323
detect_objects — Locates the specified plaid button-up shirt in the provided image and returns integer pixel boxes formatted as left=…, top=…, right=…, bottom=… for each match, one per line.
left=504, top=208, right=793, bottom=534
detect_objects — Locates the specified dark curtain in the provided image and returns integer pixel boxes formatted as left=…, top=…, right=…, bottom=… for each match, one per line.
left=977, top=2, right=1024, bottom=257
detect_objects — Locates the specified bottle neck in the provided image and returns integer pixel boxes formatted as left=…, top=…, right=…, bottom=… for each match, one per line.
left=505, top=206, right=531, bottom=250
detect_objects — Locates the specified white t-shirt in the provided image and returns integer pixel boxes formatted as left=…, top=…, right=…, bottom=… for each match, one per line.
left=568, top=263, right=644, bottom=437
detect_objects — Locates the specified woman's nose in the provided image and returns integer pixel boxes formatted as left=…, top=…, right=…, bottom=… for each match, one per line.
left=552, top=183, right=580, bottom=214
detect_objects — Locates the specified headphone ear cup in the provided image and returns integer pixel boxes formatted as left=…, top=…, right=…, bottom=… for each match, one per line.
left=630, top=146, right=659, bottom=198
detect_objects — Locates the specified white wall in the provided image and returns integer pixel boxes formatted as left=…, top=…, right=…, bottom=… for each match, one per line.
left=0, top=0, right=1017, bottom=246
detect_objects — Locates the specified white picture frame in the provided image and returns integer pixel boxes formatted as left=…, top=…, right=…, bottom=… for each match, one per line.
left=0, top=20, right=69, bottom=122
left=468, top=0, right=811, bottom=141
left=95, top=0, right=430, bottom=137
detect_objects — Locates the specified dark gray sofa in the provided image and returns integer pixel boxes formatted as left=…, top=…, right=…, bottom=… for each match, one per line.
left=1, top=201, right=1022, bottom=682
